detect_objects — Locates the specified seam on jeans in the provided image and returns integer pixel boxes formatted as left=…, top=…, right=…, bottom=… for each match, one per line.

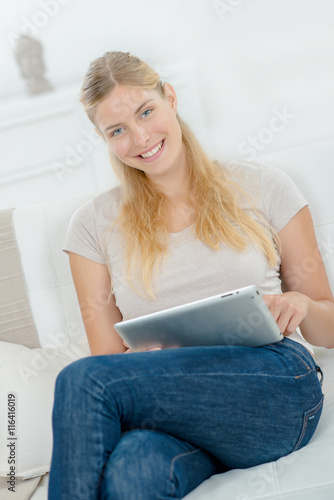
left=101, top=371, right=316, bottom=395
left=278, top=341, right=315, bottom=369
left=285, top=340, right=314, bottom=361
left=294, top=368, right=317, bottom=380
left=292, top=395, right=324, bottom=452
left=98, top=342, right=322, bottom=398
left=96, top=341, right=318, bottom=395
left=288, top=347, right=311, bottom=370
left=169, top=448, right=202, bottom=497
left=284, top=340, right=310, bottom=356
left=278, top=345, right=311, bottom=370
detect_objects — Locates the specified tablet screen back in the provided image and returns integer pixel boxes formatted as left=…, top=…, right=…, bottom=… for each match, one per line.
left=114, top=285, right=283, bottom=351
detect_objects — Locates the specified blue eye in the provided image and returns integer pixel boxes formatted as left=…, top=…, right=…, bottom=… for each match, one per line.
left=141, top=108, right=152, bottom=118
left=110, top=108, right=153, bottom=137
left=112, top=128, right=124, bottom=137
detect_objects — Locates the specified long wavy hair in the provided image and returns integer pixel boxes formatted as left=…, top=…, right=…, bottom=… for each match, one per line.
left=80, top=51, right=279, bottom=299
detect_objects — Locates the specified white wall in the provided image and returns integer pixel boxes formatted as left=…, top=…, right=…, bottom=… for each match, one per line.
left=0, top=0, right=333, bottom=207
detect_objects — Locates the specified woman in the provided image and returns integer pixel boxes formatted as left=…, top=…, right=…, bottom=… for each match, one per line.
left=48, top=51, right=334, bottom=500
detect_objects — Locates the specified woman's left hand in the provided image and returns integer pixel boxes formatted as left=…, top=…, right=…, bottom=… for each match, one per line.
left=263, top=292, right=309, bottom=336
left=123, top=341, right=162, bottom=353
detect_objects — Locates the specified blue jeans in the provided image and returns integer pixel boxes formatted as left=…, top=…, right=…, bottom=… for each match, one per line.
left=48, top=337, right=324, bottom=500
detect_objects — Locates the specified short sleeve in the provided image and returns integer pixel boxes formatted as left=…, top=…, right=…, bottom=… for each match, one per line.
left=259, top=164, right=308, bottom=233
left=63, top=200, right=106, bottom=264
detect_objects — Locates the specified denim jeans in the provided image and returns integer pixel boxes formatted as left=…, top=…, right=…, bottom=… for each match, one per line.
left=48, top=337, right=324, bottom=500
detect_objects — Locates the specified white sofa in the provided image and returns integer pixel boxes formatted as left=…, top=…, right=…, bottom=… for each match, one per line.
left=0, top=140, right=334, bottom=500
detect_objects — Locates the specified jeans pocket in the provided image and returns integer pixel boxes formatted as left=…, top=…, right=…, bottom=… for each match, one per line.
left=292, top=395, right=324, bottom=452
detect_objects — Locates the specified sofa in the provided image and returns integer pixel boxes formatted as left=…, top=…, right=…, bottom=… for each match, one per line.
left=0, top=139, right=334, bottom=500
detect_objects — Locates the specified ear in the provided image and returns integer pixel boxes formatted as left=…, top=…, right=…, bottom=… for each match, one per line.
left=163, top=83, right=177, bottom=111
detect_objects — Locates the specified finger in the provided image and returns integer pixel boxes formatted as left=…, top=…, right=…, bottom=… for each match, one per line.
left=263, top=296, right=280, bottom=322
left=263, top=293, right=307, bottom=335
left=276, top=309, right=292, bottom=335
left=277, top=303, right=306, bottom=335
left=263, top=295, right=290, bottom=333
left=282, top=310, right=305, bottom=336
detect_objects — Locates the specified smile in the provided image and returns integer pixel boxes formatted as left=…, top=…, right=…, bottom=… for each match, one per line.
left=139, top=140, right=164, bottom=159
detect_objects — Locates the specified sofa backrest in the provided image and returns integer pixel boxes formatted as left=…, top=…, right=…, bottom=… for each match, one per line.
left=11, top=139, right=334, bottom=348
left=13, top=196, right=90, bottom=347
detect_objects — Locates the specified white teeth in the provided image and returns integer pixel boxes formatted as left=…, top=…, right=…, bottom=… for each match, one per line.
left=140, top=141, right=163, bottom=158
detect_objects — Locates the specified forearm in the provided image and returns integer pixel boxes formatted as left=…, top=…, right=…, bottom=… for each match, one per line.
left=300, top=297, right=334, bottom=349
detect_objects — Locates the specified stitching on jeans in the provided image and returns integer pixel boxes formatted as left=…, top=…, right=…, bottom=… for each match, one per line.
left=277, top=344, right=311, bottom=370
left=281, top=341, right=315, bottom=366
left=292, top=395, right=324, bottom=451
left=285, top=343, right=311, bottom=361
left=100, top=371, right=316, bottom=397
left=294, top=400, right=322, bottom=449
left=169, top=448, right=201, bottom=497
left=294, top=370, right=316, bottom=380
left=98, top=341, right=319, bottom=397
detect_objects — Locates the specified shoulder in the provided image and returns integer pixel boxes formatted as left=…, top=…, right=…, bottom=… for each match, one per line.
left=63, top=186, right=122, bottom=263
left=217, top=158, right=305, bottom=199
left=216, top=158, right=308, bottom=231
left=218, top=158, right=289, bottom=187
left=70, top=185, right=122, bottom=229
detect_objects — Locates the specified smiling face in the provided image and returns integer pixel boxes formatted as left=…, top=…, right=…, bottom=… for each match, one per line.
left=94, top=83, right=187, bottom=184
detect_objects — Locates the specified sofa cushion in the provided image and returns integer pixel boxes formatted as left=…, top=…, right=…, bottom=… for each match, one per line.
left=0, top=209, right=40, bottom=348
left=0, top=339, right=90, bottom=479
left=12, top=196, right=90, bottom=348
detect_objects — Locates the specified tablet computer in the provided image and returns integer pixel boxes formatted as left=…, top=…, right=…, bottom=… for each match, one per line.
left=114, top=285, right=283, bottom=351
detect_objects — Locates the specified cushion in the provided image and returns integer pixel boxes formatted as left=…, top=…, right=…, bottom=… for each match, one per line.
left=12, top=196, right=90, bottom=348
left=257, top=141, right=334, bottom=293
left=0, top=339, right=90, bottom=479
left=0, top=209, right=40, bottom=348
left=0, top=474, right=42, bottom=500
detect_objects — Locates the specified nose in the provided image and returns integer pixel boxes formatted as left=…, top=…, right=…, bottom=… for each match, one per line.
left=132, top=125, right=150, bottom=147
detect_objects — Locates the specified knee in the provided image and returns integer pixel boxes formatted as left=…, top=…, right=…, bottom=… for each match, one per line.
left=54, top=352, right=126, bottom=395
left=54, top=357, right=93, bottom=393
left=101, top=430, right=221, bottom=499
left=101, top=430, right=178, bottom=499
left=52, top=356, right=106, bottom=419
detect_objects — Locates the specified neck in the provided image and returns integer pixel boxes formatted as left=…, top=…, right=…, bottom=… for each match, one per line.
left=146, top=144, right=191, bottom=203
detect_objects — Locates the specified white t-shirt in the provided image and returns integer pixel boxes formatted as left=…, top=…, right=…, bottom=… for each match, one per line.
left=63, top=160, right=314, bottom=354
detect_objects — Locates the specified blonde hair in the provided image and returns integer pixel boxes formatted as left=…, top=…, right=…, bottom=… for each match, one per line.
left=80, top=51, right=279, bottom=299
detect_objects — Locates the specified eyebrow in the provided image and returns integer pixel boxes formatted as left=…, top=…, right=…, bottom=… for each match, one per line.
left=103, top=99, right=154, bottom=134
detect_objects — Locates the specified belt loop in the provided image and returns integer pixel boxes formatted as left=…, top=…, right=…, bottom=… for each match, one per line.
left=316, top=365, right=324, bottom=386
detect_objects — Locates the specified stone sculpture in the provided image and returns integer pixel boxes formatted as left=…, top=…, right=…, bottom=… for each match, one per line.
left=14, top=35, right=53, bottom=96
